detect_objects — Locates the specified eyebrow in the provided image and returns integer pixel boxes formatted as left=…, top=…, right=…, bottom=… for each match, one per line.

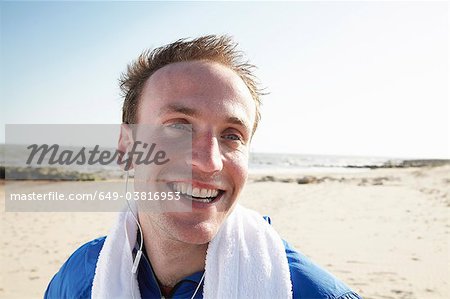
left=226, top=116, right=248, bottom=129
left=158, top=104, right=199, bottom=118
left=160, top=104, right=251, bottom=133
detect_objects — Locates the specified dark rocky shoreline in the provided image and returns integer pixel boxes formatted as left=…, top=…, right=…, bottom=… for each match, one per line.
left=0, top=166, right=109, bottom=181
left=345, top=159, right=450, bottom=169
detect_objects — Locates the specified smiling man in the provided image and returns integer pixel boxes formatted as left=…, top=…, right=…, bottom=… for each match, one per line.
left=45, top=35, right=362, bottom=299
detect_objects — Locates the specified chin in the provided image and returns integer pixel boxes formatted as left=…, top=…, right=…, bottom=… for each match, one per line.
left=178, top=230, right=216, bottom=245
left=164, top=213, right=224, bottom=245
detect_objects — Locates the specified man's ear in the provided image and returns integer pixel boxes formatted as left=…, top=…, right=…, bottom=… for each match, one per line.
left=118, top=124, right=134, bottom=170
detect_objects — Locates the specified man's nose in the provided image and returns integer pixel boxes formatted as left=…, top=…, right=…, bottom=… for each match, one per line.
left=190, top=132, right=223, bottom=174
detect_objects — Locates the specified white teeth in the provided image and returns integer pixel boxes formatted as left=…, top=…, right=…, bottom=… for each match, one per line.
left=171, top=182, right=220, bottom=199
left=192, top=188, right=200, bottom=197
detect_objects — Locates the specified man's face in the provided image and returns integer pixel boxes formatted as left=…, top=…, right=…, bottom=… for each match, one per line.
left=135, top=60, right=256, bottom=245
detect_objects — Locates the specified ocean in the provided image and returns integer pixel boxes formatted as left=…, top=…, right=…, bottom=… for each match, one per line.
left=248, top=152, right=391, bottom=174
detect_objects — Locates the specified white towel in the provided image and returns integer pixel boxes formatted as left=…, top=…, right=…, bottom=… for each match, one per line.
left=204, top=204, right=293, bottom=298
left=91, top=209, right=142, bottom=299
left=91, top=204, right=293, bottom=299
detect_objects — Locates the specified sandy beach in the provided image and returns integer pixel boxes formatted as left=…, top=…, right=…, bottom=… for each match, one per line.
left=1, top=165, right=449, bottom=299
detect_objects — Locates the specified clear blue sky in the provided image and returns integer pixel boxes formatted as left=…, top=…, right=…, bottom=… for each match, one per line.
left=1, top=1, right=448, bottom=158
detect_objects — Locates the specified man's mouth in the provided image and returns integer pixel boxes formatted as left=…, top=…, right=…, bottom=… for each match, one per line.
left=169, top=182, right=224, bottom=204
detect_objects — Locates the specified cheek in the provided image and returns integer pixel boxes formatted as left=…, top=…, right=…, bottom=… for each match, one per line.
left=225, top=151, right=249, bottom=190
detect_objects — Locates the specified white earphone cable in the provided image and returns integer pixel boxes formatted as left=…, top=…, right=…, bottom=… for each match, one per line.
left=125, top=170, right=143, bottom=299
left=125, top=170, right=144, bottom=273
left=190, top=271, right=205, bottom=299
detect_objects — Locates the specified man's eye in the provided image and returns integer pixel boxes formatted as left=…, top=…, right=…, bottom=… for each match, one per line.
left=223, top=134, right=242, bottom=142
left=167, top=123, right=192, bottom=132
left=162, top=123, right=192, bottom=139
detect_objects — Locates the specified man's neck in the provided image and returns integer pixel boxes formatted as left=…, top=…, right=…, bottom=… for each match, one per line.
left=138, top=215, right=208, bottom=293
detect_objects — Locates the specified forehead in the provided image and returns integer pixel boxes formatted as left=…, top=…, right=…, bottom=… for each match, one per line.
left=138, top=61, right=255, bottom=127
left=145, top=60, right=251, bottom=100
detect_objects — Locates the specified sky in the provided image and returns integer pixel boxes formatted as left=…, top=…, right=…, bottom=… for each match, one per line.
left=1, top=1, right=449, bottom=159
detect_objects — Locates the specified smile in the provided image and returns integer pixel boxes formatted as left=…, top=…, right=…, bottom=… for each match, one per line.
left=169, top=182, right=225, bottom=204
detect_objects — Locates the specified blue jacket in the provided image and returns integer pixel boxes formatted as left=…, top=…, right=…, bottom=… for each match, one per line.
left=45, top=217, right=362, bottom=299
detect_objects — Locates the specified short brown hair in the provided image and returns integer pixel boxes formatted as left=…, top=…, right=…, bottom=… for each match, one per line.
left=120, top=35, right=263, bottom=134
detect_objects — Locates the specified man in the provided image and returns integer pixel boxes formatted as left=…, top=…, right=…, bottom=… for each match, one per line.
left=45, top=35, right=362, bottom=299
